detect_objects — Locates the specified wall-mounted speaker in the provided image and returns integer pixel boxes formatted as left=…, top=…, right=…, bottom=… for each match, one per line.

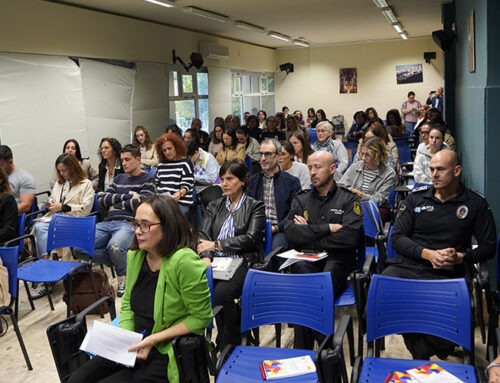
left=279, top=62, right=294, bottom=74
left=432, top=30, right=455, bottom=51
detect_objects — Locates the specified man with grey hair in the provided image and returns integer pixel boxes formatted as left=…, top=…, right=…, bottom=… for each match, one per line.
left=249, top=138, right=301, bottom=251
left=312, top=121, right=349, bottom=175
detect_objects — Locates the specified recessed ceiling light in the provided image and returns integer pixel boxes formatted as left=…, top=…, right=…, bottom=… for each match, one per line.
left=234, top=21, right=266, bottom=33
left=373, top=0, right=389, bottom=8
left=392, top=23, right=403, bottom=34
left=144, top=0, right=175, bottom=8
left=183, top=7, right=229, bottom=23
left=267, top=32, right=290, bottom=42
left=400, top=33, right=408, bottom=40
left=382, top=8, right=398, bottom=24
left=292, top=40, right=310, bottom=47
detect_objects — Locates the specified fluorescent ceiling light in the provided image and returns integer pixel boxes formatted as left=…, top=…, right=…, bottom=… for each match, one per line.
left=234, top=21, right=266, bottom=33
left=183, top=7, right=229, bottom=23
left=400, top=33, right=408, bottom=40
left=144, top=0, right=175, bottom=8
left=373, top=0, right=388, bottom=8
left=382, top=8, right=398, bottom=23
left=293, top=40, right=310, bottom=47
left=267, top=31, right=290, bottom=42
left=392, top=23, right=403, bottom=33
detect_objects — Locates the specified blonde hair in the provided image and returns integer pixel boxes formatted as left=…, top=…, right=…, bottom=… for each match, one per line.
left=361, top=136, right=388, bottom=166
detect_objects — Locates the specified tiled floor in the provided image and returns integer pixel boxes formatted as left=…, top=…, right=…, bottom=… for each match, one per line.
left=0, top=271, right=489, bottom=382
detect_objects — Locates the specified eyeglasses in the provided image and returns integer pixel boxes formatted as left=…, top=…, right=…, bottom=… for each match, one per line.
left=131, top=221, right=161, bottom=233
left=259, top=151, right=277, bottom=158
left=316, top=129, right=328, bottom=134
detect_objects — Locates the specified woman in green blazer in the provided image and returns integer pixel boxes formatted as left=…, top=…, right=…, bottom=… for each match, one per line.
left=69, top=195, right=213, bottom=383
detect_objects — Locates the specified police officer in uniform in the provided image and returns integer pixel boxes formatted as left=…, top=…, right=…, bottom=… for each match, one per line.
left=285, top=150, right=363, bottom=349
left=383, top=149, right=497, bottom=359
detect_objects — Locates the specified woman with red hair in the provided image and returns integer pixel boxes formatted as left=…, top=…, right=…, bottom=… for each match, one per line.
left=154, top=133, right=194, bottom=215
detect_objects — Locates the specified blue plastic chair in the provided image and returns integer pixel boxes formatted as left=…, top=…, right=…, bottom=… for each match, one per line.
left=149, top=166, right=157, bottom=176
left=307, top=129, right=318, bottom=144
left=393, top=137, right=411, bottom=164
left=344, top=140, right=358, bottom=165
left=91, top=194, right=98, bottom=213
left=17, top=215, right=99, bottom=318
left=0, top=246, right=32, bottom=370
left=216, top=270, right=354, bottom=383
left=244, top=156, right=252, bottom=173
left=353, top=274, right=477, bottom=382
left=360, top=201, right=383, bottom=262
left=386, top=226, right=396, bottom=260
left=264, top=220, right=272, bottom=256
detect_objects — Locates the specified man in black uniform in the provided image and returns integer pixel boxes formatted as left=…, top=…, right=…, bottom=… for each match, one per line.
left=285, top=150, right=363, bottom=349
left=383, top=149, right=497, bottom=359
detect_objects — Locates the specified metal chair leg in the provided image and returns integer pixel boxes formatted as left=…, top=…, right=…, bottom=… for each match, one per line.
left=88, top=268, right=104, bottom=318
left=8, top=309, right=32, bottom=370
left=46, top=284, right=55, bottom=311
left=24, top=281, right=35, bottom=311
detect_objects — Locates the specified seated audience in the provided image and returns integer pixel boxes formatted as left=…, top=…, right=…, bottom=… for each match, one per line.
left=365, top=107, right=379, bottom=124
left=340, top=137, right=396, bottom=220
left=418, top=122, right=431, bottom=146
left=293, top=110, right=305, bottom=125
left=186, top=141, right=219, bottom=195
left=385, top=109, right=406, bottom=137
left=0, top=145, right=35, bottom=214
left=290, top=130, right=314, bottom=164
left=68, top=195, right=212, bottom=383
left=275, top=112, right=286, bottom=131
left=249, top=139, right=301, bottom=250
left=312, top=121, right=349, bottom=176
left=284, top=115, right=308, bottom=140
left=346, top=111, right=369, bottom=141
left=243, top=112, right=250, bottom=124
left=279, top=141, right=311, bottom=190
left=208, top=123, right=224, bottom=157
left=311, top=108, right=327, bottom=129
left=401, top=91, right=423, bottom=135
left=216, top=127, right=246, bottom=165
left=165, top=124, right=183, bottom=137
left=354, top=123, right=399, bottom=172
left=383, top=149, right=496, bottom=359
left=284, top=151, right=363, bottom=349
left=96, top=137, right=123, bottom=193
left=75, top=145, right=156, bottom=297
left=198, top=159, right=265, bottom=345
left=236, top=126, right=260, bottom=165
left=413, top=123, right=449, bottom=185
left=155, top=133, right=194, bottom=215
left=133, top=126, right=158, bottom=171
left=261, top=116, right=286, bottom=141
left=229, top=115, right=241, bottom=131
left=33, top=153, right=94, bottom=298
left=305, top=107, right=316, bottom=128
left=246, top=114, right=262, bottom=142
left=224, top=114, right=233, bottom=129
left=0, top=167, right=17, bottom=246
left=258, top=110, right=267, bottom=130
left=426, top=86, right=444, bottom=115
left=50, top=139, right=98, bottom=189
left=190, top=118, right=209, bottom=151
left=282, top=106, right=289, bottom=119
left=425, top=108, right=456, bottom=151
left=183, top=128, right=200, bottom=144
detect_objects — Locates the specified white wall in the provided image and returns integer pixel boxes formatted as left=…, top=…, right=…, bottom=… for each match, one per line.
left=275, top=39, right=443, bottom=127
left=208, top=68, right=232, bottom=130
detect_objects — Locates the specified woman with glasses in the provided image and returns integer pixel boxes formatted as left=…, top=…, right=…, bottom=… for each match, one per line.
left=208, top=123, right=224, bottom=157
left=215, top=127, right=245, bottom=165
left=198, top=159, right=265, bottom=346
left=68, top=195, right=213, bottom=383
left=312, top=121, right=349, bottom=175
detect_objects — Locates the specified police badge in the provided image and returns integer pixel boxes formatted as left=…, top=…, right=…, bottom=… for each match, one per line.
left=456, top=205, right=468, bottom=219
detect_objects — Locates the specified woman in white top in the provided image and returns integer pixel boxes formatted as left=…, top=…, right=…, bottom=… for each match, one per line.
left=278, top=141, right=311, bottom=190
left=133, top=126, right=158, bottom=171
left=413, top=124, right=449, bottom=185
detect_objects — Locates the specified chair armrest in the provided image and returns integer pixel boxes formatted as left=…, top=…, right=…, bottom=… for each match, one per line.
left=350, top=356, right=363, bottom=383
left=333, top=314, right=354, bottom=367
left=35, top=190, right=51, bottom=198
left=362, top=253, right=375, bottom=275
left=4, top=233, right=35, bottom=248
left=476, top=366, right=487, bottom=383
left=74, top=296, right=116, bottom=322
left=25, top=210, right=45, bottom=219
left=263, top=245, right=286, bottom=269
left=215, top=344, right=235, bottom=377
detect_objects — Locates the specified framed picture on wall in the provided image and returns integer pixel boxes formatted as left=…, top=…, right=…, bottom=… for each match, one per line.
left=396, top=63, right=423, bottom=84
left=339, top=68, right=357, bottom=93
left=468, top=9, right=475, bottom=73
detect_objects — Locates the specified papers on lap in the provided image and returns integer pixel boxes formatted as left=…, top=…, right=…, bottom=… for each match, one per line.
left=211, top=257, right=233, bottom=270
left=260, top=355, right=316, bottom=380
left=276, top=249, right=328, bottom=270
left=80, top=320, right=144, bottom=367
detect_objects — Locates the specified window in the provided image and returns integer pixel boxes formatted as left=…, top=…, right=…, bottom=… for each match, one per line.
left=232, top=72, right=275, bottom=120
left=168, top=67, right=209, bottom=132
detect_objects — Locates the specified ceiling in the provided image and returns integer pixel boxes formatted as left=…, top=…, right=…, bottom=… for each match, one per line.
left=48, top=0, right=447, bottom=49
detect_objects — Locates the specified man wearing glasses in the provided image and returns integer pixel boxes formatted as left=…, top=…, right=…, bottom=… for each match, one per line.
left=248, top=139, right=301, bottom=252
left=75, top=144, right=156, bottom=297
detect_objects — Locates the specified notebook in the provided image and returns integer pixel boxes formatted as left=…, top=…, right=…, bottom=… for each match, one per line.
left=211, top=257, right=243, bottom=281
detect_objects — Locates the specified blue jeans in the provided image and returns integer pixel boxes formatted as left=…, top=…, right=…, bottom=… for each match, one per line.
left=34, top=221, right=50, bottom=258
left=404, top=121, right=416, bottom=136
left=74, top=220, right=134, bottom=276
left=272, top=232, right=288, bottom=251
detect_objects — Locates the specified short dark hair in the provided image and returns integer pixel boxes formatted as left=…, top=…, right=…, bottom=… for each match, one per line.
left=121, top=144, right=141, bottom=158
left=219, top=159, right=250, bottom=192
left=408, top=91, right=415, bottom=98
left=353, top=110, right=367, bottom=121
left=281, top=140, right=295, bottom=156
left=0, top=145, right=13, bottom=161
left=130, top=195, right=198, bottom=257
left=184, top=128, right=201, bottom=144
left=186, top=140, right=199, bottom=157
left=236, top=126, right=249, bottom=136
left=62, top=139, right=83, bottom=161
left=222, top=127, right=238, bottom=150
left=282, top=106, right=289, bottom=112
left=429, top=122, right=445, bottom=138
left=165, top=124, right=183, bottom=137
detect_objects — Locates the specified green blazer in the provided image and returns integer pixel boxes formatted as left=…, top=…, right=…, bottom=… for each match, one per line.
left=120, top=247, right=213, bottom=383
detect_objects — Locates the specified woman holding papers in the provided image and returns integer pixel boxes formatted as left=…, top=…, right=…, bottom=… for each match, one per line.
left=198, top=159, right=265, bottom=347
left=68, top=194, right=213, bottom=383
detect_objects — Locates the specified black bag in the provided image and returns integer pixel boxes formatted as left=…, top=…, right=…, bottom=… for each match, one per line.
left=172, top=334, right=213, bottom=383
left=63, top=269, right=116, bottom=315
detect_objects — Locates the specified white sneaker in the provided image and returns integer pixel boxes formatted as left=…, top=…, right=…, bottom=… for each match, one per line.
left=117, top=275, right=126, bottom=297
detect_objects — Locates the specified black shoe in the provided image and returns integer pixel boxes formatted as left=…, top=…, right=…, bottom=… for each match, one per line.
left=31, top=283, right=52, bottom=299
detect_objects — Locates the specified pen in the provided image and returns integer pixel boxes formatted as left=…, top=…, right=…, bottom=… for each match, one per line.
left=298, top=254, right=319, bottom=259
left=140, top=329, right=146, bottom=336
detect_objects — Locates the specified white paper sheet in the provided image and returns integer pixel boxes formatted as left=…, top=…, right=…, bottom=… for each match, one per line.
left=211, top=257, right=233, bottom=271
left=277, top=250, right=328, bottom=270
left=80, top=320, right=144, bottom=367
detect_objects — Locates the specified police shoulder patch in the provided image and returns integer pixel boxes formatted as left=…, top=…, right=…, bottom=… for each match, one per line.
left=353, top=201, right=362, bottom=216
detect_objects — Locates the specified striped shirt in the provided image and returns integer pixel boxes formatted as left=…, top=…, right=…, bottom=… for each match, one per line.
left=263, top=174, right=278, bottom=225
left=100, top=171, right=156, bottom=222
left=155, top=159, right=195, bottom=206
left=215, top=194, right=247, bottom=258
left=361, top=168, right=378, bottom=194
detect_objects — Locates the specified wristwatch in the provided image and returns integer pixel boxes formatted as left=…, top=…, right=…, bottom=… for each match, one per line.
left=486, top=361, right=500, bottom=372
left=215, top=240, right=220, bottom=251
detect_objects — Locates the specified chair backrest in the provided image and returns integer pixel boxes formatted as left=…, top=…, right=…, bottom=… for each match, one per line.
left=198, top=185, right=223, bottom=209
left=244, top=156, right=252, bottom=173
left=206, top=265, right=215, bottom=307
left=386, top=226, right=396, bottom=259
left=17, top=214, right=26, bottom=249
left=264, top=220, right=272, bottom=255
left=240, top=269, right=334, bottom=336
left=0, top=246, right=19, bottom=299
left=344, top=140, right=358, bottom=161
left=361, top=201, right=382, bottom=239
left=46, top=215, right=97, bottom=256
left=366, top=274, right=472, bottom=350
left=387, top=186, right=396, bottom=208
left=307, top=129, right=318, bottom=144
left=91, top=194, right=98, bottom=213
left=149, top=166, right=157, bottom=176
left=393, top=137, right=411, bottom=163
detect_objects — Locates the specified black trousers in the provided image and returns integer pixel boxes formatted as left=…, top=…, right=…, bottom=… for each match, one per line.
left=67, top=348, right=169, bottom=383
left=381, top=262, right=458, bottom=360
left=291, top=258, right=352, bottom=350
left=213, top=262, right=248, bottom=347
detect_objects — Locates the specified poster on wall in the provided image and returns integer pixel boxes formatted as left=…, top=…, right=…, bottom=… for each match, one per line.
left=339, top=68, right=357, bottom=93
left=468, top=9, right=475, bottom=73
left=396, top=63, right=423, bottom=84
